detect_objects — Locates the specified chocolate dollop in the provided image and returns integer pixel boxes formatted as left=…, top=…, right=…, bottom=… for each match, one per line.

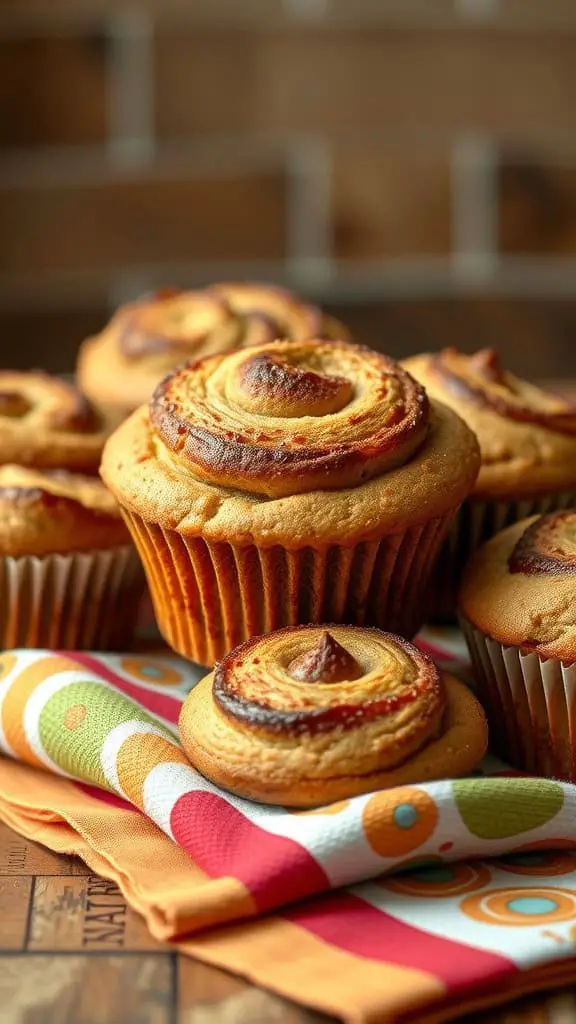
left=287, top=631, right=363, bottom=683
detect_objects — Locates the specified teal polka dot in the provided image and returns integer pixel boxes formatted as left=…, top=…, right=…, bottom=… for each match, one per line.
left=393, top=803, right=418, bottom=829
left=506, top=897, right=559, bottom=916
left=141, top=665, right=162, bottom=678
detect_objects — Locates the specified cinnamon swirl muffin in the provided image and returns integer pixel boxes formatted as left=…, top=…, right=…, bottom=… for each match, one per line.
left=78, top=282, right=350, bottom=417
left=0, top=370, right=114, bottom=474
left=0, top=372, right=144, bottom=648
left=179, top=625, right=488, bottom=806
left=404, top=348, right=576, bottom=613
left=460, top=510, right=576, bottom=780
left=102, top=339, right=480, bottom=665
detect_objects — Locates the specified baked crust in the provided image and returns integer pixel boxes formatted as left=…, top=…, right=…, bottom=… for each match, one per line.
left=459, top=510, right=576, bottom=662
left=179, top=625, right=488, bottom=806
left=0, top=371, right=114, bottom=474
left=101, top=341, right=480, bottom=547
left=404, top=349, right=576, bottom=499
left=0, top=464, right=128, bottom=556
left=78, top=282, right=350, bottom=414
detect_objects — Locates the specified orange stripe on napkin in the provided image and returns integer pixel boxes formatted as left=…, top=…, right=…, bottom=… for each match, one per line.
left=116, top=732, right=190, bottom=807
left=184, top=915, right=445, bottom=1023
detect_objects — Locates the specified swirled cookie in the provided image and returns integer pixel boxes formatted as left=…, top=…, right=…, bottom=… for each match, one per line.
left=179, top=625, right=488, bottom=806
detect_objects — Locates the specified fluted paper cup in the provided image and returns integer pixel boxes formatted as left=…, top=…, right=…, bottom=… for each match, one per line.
left=0, top=546, right=144, bottom=650
left=462, top=617, right=576, bottom=781
left=122, top=509, right=456, bottom=666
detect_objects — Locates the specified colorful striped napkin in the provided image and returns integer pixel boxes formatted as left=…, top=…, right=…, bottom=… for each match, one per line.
left=1, top=630, right=576, bottom=1023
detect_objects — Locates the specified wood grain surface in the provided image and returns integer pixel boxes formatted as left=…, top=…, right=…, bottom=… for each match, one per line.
left=0, top=821, right=574, bottom=1023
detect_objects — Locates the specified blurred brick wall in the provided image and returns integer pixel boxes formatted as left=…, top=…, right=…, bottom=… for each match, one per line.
left=1, top=0, right=576, bottom=375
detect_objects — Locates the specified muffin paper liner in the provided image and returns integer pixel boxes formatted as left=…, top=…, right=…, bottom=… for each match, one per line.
left=0, top=546, right=144, bottom=650
left=461, top=617, right=576, bottom=781
left=430, top=489, right=576, bottom=621
left=122, top=509, right=455, bottom=665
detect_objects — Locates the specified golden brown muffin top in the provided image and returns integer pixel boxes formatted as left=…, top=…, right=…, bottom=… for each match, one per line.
left=77, top=282, right=350, bottom=414
left=0, top=371, right=114, bottom=475
left=459, top=510, right=576, bottom=663
left=101, top=339, right=480, bottom=547
left=179, top=624, right=488, bottom=806
left=0, top=464, right=128, bottom=557
left=404, top=348, right=576, bottom=499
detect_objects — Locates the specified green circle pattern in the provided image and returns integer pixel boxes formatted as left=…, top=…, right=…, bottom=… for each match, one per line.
left=38, top=680, right=173, bottom=789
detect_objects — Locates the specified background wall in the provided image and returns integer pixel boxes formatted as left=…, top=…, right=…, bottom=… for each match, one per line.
left=1, top=0, right=576, bottom=378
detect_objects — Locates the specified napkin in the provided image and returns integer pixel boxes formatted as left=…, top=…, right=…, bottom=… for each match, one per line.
left=1, top=632, right=576, bottom=1024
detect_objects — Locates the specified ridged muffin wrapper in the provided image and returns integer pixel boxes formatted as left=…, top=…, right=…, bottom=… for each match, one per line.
left=122, top=507, right=456, bottom=666
left=430, top=489, right=576, bottom=622
left=0, top=546, right=144, bottom=650
left=461, top=618, right=576, bottom=781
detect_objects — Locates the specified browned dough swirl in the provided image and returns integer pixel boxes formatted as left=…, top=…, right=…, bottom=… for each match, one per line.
left=509, top=510, right=576, bottom=576
left=430, top=348, right=576, bottom=435
left=150, top=340, right=429, bottom=498
left=178, top=624, right=488, bottom=805
left=213, top=625, right=443, bottom=739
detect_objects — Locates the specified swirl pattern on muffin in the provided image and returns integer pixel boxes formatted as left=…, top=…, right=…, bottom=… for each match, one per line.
left=0, top=464, right=128, bottom=556
left=0, top=371, right=113, bottom=474
left=179, top=625, right=488, bottom=806
left=116, top=288, right=275, bottom=362
left=404, top=348, right=576, bottom=501
left=151, top=340, right=429, bottom=497
left=429, top=349, right=576, bottom=435
left=460, top=511, right=576, bottom=662
left=508, top=511, right=576, bottom=577
left=77, top=283, right=350, bottom=414
left=0, top=372, right=99, bottom=433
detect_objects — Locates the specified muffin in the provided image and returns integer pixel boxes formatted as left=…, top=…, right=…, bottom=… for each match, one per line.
left=460, top=510, right=576, bottom=779
left=179, top=624, right=488, bottom=806
left=101, top=338, right=480, bottom=665
left=0, top=372, right=144, bottom=648
left=404, top=348, right=576, bottom=613
left=0, top=370, right=115, bottom=474
left=77, top=282, right=350, bottom=418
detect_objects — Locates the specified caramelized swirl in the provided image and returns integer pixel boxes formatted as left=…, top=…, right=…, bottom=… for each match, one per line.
left=0, top=372, right=99, bottom=434
left=150, top=340, right=429, bottom=497
left=113, top=283, right=342, bottom=367
left=0, top=464, right=127, bottom=556
left=509, top=511, right=576, bottom=576
left=430, top=348, right=576, bottom=435
left=0, top=372, right=113, bottom=475
left=213, top=625, right=444, bottom=741
left=180, top=624, right=488, bottom=804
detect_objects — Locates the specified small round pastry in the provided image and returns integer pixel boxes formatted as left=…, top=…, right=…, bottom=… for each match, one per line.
left=404, top=348, right=576, bottom=615
left=102, top=339, right=480, bottom=664
left=460, top=510, right=576, bottom=779
left=0, top=371, right=115, bottom=474
left=0, top=465, right=144, bottom=649
left=179, top=625, right=488, bottom=806
left=77, top=282, right=350, bottom=417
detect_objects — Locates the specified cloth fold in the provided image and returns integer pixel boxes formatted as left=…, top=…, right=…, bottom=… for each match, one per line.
left=1, top=634, right=576, bottom=1023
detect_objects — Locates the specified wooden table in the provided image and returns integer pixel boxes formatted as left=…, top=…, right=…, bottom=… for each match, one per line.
left=1, top=820, right=575, bottom=1023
